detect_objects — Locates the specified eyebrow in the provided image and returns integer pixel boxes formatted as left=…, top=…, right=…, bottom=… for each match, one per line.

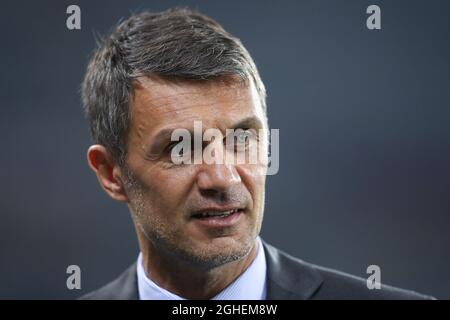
left=147, top=116, right=265, bottom=155
left=230, top=116, right=264, bottom=130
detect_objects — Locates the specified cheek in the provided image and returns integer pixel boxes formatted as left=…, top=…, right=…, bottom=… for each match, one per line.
left=236, top=165, right=266, bottom=203
left=140, top=166, right=198, bottom=212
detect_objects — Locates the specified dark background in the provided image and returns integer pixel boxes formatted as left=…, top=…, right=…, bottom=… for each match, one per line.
left=1, top=0, right=449, bottom=299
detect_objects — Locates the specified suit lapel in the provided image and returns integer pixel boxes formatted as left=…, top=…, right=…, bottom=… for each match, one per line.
left=109, top=263, right=139, bottom=300
left=262, top=241, right=323, bottom=300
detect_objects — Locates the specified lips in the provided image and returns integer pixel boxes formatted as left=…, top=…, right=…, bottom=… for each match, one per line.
left=191, top=208, right=241, bottom=219
left=189, top=204, right=247, bottom=229
left=190, top=207, right=244, bottom=228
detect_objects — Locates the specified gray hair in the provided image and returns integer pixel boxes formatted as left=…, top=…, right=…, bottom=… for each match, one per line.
left=82, top=7, right=266, bottom=166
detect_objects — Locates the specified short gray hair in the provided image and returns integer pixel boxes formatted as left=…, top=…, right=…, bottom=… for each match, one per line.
left=82, top=7, right=266, bottom=165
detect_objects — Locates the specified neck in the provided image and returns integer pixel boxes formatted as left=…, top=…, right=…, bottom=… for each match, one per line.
left=138, top=236, right=258, bottom=299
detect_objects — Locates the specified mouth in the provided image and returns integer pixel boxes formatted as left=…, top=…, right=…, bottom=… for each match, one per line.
left=190, top=208, right=244, bottom=228
left=191, top=208, right=242, bottom=218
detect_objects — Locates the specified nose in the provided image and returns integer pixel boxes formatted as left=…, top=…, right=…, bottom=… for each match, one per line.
left=196, top=163, right=241, bottom=196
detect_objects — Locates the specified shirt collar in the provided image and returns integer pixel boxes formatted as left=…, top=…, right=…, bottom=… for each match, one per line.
left=137, top=237, right=267, bottom=300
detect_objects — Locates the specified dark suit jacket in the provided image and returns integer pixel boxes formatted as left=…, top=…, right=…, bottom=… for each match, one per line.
left=80, top=240, right=434, bottom=300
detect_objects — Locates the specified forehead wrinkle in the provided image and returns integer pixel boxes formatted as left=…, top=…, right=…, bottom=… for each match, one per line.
left=132, top=78, right=248, bottom=111
left=136, top=91, right=204, bottom=109
left=133, top=89, right=250, bottom=121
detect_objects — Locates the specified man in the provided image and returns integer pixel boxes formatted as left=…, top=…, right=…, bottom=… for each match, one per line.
left=81, top=8, right=432, bottom=300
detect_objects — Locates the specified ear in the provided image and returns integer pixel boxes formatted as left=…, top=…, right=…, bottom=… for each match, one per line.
left=87, top=145, right=129, bottom=202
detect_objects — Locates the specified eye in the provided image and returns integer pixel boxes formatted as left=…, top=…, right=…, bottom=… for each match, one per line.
left=165, top=141, right=180, bottom=154
left=236, top=131, right=250, bottom=144
left=227, top=128, right=257, bottom=152
left=166, top=139, right=195, bottom=166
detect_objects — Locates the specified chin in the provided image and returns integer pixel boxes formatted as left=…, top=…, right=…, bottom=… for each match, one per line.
left=199, top=234, right=255, bottom=262
left=171, top=234, right=253, bottom=269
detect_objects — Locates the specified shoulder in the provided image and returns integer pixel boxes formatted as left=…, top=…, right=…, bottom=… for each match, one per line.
left=78, top=263, right=138, bottom=300
left=312, top=263, right=434, bottom=300
left=262, top=241, right=435, bottom=300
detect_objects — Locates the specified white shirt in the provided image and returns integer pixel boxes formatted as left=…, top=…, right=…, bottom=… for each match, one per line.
left=137, top=237, right=267, bottom=300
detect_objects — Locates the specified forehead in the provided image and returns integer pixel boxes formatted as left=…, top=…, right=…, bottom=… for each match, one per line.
left=129, top=76, right=265, bottom=132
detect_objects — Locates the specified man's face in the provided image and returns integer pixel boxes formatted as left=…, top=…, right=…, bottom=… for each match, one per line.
left=123, top=77, right=268, bottom=269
